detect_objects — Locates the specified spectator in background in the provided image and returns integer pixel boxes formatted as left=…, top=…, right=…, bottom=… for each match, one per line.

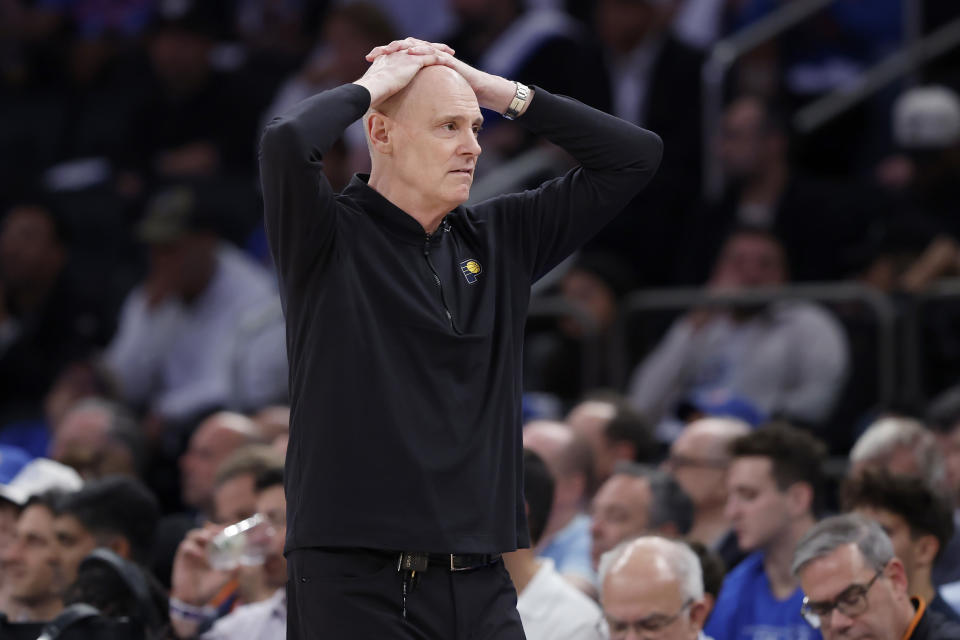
left=170, top=467, right=288, bottom=639
left=179, top=412, right=264, bottom=521
left=0, top=201, right=105, bottom=432
left=848, top=415, right=960, bottom=589
left=598, top=536, right=712, bottom=640
left=628, top=227, right=849, bottom=437
left=49, top=398, right=144, bottom=480
left=706, top=424, right=826, bottom=640
left=793, top=514, right=960, bottom=640
left=0, top=492, right=67, bottom=622
left=679, top=95, right=873, bottom=284
left=663, top=417, right=750, bottom=571
left=52, top=475, right=160, bottom=590
left=585, top=0, right=705, bottom=286
left=445, top=0, right=609, bottom=112
left=105, top=185, right=284, bottom=432
left=849, top=417, right=946, bottom=493
left=566, top=392, right=659, bottom=485
left=505, top=449, right=602, bottom=640
left=927, top=389, right=960, bottom=514
left=118, top=3, right=262, bottom=188
left=262, top=2, right=397, bottom=189
left=590, top=464, right=694, bottom=574
left=43, top=359, right=119, bottom=431
left=523, top=420, right=596, bottom=589
left=526, top=254, right=639, bottom=401
left=211, top=445, right=283, bottom=526
left=842, top=470, right=960, bottom=621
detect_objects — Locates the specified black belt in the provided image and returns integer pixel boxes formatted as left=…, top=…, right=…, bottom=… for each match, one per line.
left=397, top=551, right=501, bottom=573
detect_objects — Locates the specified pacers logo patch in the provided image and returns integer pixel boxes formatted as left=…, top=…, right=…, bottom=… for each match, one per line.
left=460, top=259, right=482, bottom=284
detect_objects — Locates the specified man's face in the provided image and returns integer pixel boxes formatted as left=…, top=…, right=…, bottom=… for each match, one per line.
left=53, top=514, right=97, bottom=588
left=381, top=66, right=482, bottom=214
left=51, top=407, right=134, bottom=480
left=590, top=475, right=652, bottom=568
left=1, top=504, right=62, bottom=604
left=854, top=507, right=921, bottom=584
left=664, top=430, right=728, bottom=509
left=213, top=473, right=258, bottom=525
left=602, top=561, right=703, bottom=640
left=256, top=485, right=287, bottom=588
left=725, top=457, right=792, bottom=552
left=798, top=544, right=907, bottom=640
left=179, top=422, right=246, bottom=512
left=567, top=401, right=617, bottom=483
left=713, top=233, right=787, bottom=289
left=0, top=206, right=64, bottom=290
left=718, top=99, right=767, bottom=181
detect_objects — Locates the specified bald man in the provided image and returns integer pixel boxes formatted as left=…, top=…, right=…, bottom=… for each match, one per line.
left=663, top=418, right=749, bottom=569
left=260, top=36, right=662, bottom=638
left=179, top=411, right=264, bottom=518
left=598, top=537, right=711, bottom=640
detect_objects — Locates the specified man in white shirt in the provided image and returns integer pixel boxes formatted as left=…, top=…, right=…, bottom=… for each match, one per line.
left=105, top=185, right=286, bottom=427
left=504, top=449, right=602, bottom=640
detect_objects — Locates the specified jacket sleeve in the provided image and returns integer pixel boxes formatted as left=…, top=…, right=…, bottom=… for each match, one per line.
left=473, top=87, right=663, bottom=282
left=258, top=83, right=371, bottom=287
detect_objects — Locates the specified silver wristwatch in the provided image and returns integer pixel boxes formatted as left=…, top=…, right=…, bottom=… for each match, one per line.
left=503, top=82, right=530, bottom=120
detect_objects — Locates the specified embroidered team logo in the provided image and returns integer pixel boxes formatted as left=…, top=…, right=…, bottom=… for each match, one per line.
left=460, top=259, right=482, bottom=284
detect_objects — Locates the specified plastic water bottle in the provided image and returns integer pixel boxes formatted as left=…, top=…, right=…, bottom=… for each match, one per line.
left=207, top=513, right=276, bottom=570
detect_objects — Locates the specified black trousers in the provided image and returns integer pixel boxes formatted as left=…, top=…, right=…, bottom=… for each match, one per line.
left=286, top=547, right=527, bottom=640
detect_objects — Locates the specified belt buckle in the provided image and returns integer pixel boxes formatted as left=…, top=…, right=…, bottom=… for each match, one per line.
left=449, top=554, right=468, bottom=572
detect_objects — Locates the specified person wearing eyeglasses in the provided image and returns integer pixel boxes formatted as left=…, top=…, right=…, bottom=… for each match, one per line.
left=597, top=536, right=712, bottom=640
left=793, top=513, right=960, bottom=640
left=661, top=417, right=749, bottom=572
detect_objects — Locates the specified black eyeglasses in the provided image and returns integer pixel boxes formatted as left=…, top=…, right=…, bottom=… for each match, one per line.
left=597, top=599, right=693, bottom=639
left=800, top=567, right=885, bottom=629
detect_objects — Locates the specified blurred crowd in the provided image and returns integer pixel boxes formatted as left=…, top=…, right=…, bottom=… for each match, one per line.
left=3, top=0, right=960, bottom=637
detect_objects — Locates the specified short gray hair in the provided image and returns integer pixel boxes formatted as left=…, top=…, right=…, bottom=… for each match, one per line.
left=598, top=536, right=704, bottom=602
left=612, top=463, right=694, bottom=536
left=849, top=417, right=945, bottom=492
left=792, top=513, right=894, bottom=576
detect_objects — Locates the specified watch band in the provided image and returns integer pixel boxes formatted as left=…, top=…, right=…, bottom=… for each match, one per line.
left=503, top=82, right=530, bottom=120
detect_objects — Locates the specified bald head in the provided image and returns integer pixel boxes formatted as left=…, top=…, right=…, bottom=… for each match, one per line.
left=376, top=64, right=477, bottom=119
left=180, top=412, right=264, bottom=512
left=678, top=418, right=751, bottom=460
left=599, top=537, right=708, bottom=639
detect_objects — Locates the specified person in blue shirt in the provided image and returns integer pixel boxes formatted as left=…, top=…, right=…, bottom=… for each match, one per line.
left=705, top=424, right=826, bottom=640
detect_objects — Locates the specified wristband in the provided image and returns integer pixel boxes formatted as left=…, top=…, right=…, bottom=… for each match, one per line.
left=169, top=597, right=215, bottom=623
left=503, top=82, right=530, bottom=120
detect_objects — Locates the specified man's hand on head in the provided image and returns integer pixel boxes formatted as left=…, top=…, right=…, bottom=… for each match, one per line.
left=364, top=38, right=532, bottom=117
left=353, top=45, right=445, bottom=108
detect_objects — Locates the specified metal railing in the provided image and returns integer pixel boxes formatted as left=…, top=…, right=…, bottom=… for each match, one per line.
left=613, top=282, right=898, bottom=405
left=702, top=0, right=928, bottom=199
left=701, top=0, right=837, bottom=200
left=795, top=14, right=960, bottom=134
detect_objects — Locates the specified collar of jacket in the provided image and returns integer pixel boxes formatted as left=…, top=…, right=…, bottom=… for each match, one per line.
left=343, top=174, right=455, bottom=247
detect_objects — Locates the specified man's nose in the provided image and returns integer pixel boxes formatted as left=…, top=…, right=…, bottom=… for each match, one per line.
left=827, top=606, right=854, bottom=631
left=461, top=130, right=481, bottom=155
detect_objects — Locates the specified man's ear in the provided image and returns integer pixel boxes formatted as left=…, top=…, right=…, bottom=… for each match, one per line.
left=786, top=482, right=813, bottom=518
left=366, top=111, right=393, bottom=155
left=912, top=533, right=940, bottom=569
left=108, top=536, right=132, bottom=561
left=689, top=599, right=709, bottom=629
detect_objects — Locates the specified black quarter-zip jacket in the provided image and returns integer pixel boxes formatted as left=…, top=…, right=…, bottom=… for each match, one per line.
left=259, top=82, right=662, bottom=554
